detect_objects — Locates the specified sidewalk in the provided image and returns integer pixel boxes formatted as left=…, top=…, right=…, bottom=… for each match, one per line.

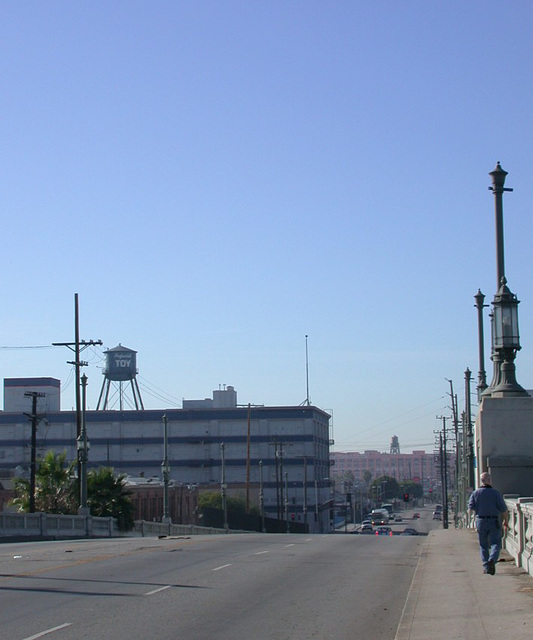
left=395, top=528, right=533, bottom=639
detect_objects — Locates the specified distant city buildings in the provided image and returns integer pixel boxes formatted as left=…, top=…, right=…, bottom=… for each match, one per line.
left=330, top=446, right=440, bottom=495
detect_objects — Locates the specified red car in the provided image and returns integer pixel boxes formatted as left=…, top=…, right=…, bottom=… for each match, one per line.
left=413, top=512, right=420, bottom=519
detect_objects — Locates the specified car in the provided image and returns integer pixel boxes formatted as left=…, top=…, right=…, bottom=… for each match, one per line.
left=361, top=523, right=373, bottom=532
left=413, top=513, right=420, bottom=519
left=361, top=519, right=372, bottom=526
left=432, top=512, right=442, bottom=520
left=376, top=526, right=393, bottom=536
left=394, top=515, right=403, bottom=522
left=402, top=528, right=418, bottom=536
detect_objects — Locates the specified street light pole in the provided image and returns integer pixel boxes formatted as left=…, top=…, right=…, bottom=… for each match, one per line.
left=474, top=290, right=488, bottom=400
left=77, top=374, right=90, bottom=515
left=486, top=163, right=527, bottom=397
left=285, top=471, right=290, bottom=533
left=220, top=443, right=229, bottom=532
left=303, top=456, right=308, bottom=531
left=259, top=460, right=266, bottom=532
left=161, top=414, right=171, bottom=523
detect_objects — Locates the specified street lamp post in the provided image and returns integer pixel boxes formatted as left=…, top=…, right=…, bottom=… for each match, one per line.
left=259, top=460, right=266, bottom=532
left=302, top=456, right=308, bottom=530
left=161, top=414, right=171, bottom=523
left=77, top=374, right=90, bottom=515
left=486, top=163, right=527, bottom=397
left=474, top=290, right=488, bottom=400
left=285, top=471, right=290, bottom=532
left=220, top=443, right=229, bottom=532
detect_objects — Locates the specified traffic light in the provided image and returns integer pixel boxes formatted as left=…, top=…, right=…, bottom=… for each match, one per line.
left=403, top=493, right=409, bottom=502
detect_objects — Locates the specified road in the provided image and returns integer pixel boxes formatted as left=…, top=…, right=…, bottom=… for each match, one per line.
left=0, top=511, right=437, bottom=640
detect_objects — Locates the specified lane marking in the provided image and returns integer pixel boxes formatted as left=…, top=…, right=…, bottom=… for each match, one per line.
left=23, top=623, right=72, bottom=640
left=284, top=544, right=295, bottom=548
left=212, top=563, right=232, bottom=571
left=144, top=585, right=171, bottom=596
left=253, top=551, right=269, bottom=555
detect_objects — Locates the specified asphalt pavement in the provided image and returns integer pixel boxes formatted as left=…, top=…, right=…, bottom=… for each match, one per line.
left=394, top=527, right=533, bottom=640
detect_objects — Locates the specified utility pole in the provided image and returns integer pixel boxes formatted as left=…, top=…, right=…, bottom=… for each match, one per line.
left=269, top=440, right=292, bottom=523
left=23, top=392, right=45, bottom=513
left=52, top=293, right=102, bottom=479
left=436, top=415, right=450, bottom=529
left=446, top=378, right=459, bottom=526
left=465, top=369, right=475, bottom=491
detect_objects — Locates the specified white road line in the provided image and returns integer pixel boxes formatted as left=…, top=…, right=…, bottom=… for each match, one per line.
left=145, top=585, right=171, bottom=596
left=212, top=563, right=232, bottom=571
left=23, top=623, right=72, bottom=640
left=284, top=544, right=295, bottom=548
left=254, top=550, right=269, bottom=555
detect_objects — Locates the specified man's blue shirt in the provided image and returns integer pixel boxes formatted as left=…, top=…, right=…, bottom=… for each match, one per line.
left=468, top=485, right=507, bottom=517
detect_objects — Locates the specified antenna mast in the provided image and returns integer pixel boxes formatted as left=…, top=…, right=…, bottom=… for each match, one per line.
left=305, top=335, right=310, bottom=405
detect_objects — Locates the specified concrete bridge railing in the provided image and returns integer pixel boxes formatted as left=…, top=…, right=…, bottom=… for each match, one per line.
left=504, top=496, right=533, bottom=576
left=0, top=512, right=119, bottom=539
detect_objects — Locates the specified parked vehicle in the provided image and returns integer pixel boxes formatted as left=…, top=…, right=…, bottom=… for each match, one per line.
left=402, top=528, right=418, bottom=535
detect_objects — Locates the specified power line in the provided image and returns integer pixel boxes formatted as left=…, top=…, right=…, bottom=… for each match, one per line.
left=0, top=345, right=55, bottom=350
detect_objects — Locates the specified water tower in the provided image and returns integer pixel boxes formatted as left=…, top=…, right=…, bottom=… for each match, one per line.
left=390, top=435, right=400, bottom=455
left=96, top=344, right=144, bottom=410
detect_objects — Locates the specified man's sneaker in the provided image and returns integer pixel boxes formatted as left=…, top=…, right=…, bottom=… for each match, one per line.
left=488, top=559, right=496, bottom=575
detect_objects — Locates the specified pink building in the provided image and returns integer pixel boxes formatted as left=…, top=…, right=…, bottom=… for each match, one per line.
left=331, top=450, right=440, bottom=493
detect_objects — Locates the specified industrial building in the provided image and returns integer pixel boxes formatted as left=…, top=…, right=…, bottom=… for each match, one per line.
left=0, top=366, right=333, bottom=532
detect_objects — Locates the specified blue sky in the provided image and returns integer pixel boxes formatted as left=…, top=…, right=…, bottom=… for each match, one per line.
left=1, top=2, right=533, bottom=452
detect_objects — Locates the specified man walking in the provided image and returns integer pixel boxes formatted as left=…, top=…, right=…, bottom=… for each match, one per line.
left=468, top=472, right=509, bottom=575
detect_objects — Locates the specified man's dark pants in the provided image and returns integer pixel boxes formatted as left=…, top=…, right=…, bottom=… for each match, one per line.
left=476, top=516, right=502, bottom=571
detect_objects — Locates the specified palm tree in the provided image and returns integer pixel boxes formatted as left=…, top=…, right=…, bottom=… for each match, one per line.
left=11, top=450, right=77, bottom=514
left=87, top=467, right=134, bottom=530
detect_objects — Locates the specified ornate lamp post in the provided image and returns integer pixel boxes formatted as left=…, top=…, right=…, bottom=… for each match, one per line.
left=490, top=277, right=527, bottom=395
left=474, top=290, right=488, bottom=399
left=485, top=163, right=528, bottom=397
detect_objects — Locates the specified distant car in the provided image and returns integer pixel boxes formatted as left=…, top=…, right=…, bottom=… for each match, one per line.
left=376, top=526, right=393, bottom=536
left=362, top=519, right=372, bottom=526
left=394, top=515, right=403, bottom=522
left=413, top=513, right=420, bottom=519
left=402, top=528, right=418, bottom=536
left=432, top=512, right=442, bottom=520
left=361, top=523, right=373, bottom=532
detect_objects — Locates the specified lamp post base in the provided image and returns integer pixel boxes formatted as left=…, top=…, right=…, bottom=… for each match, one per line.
left=491, top=355, right=529, bottom=397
